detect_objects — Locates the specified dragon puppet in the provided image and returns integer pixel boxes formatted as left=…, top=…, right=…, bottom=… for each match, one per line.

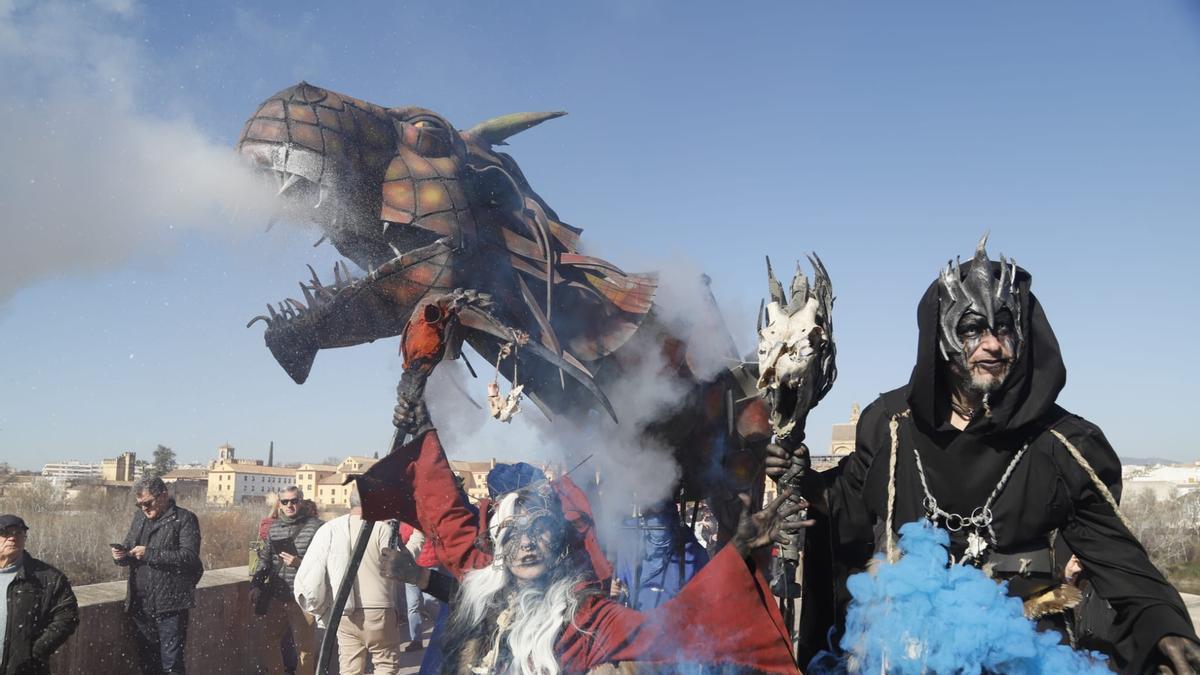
left=237, top=81, right=797, bottom=498
left=238, top=83, right=839, bottom=667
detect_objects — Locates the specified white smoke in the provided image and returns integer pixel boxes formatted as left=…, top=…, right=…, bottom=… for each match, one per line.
left=0, top=1, right=275, bottom=304
left=425, top=261, right=751, bottom=543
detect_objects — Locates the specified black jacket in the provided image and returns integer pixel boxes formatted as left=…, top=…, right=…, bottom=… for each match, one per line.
left=115, top=501, right=203, bottom=615
left=1, top=553, right=79, bottom=675
left=799, top=260, right=1197, bottom=674
left=255, top=515, right=321, bottom=601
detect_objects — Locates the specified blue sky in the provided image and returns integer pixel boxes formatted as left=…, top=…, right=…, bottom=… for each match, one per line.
left=1, top=1, right=1198, bottom=470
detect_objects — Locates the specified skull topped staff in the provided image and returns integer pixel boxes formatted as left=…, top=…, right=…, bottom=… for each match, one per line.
left=756, top=254, right=837, bottom=568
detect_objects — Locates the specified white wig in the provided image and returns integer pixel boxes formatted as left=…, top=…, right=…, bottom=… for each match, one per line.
left=450, top=492, right=585, bottom=675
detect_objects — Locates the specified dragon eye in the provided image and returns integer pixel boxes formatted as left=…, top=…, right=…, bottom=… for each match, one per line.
left=409, top=116, right=446, bottom=130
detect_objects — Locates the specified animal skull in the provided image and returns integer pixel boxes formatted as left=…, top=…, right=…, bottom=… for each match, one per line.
left=756, top=255, right=836, bottom=445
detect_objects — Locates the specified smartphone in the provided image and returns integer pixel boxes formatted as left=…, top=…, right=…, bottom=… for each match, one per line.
left=111, top=543, right=128, bottom=551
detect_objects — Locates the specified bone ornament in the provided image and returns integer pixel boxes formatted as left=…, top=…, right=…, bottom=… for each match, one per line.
left=755, top=254, right=836, bottom=450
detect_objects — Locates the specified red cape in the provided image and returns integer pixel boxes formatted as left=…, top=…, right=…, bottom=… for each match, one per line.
left=359, top=430, right=799, bottom=674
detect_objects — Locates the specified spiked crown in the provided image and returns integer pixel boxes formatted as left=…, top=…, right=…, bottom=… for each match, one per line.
left=937, top=234, right=1022, bottom=360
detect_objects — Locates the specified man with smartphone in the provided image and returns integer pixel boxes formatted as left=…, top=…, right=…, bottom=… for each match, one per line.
left=112, top=476, right=202, bottom=675
left=253, top=486, right=322, bottom=675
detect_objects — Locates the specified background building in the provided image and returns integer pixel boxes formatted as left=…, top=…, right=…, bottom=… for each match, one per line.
left=41, top=461, right=101, bottom=481
left=295, top=463, right=339, bottom=500
left=101, top=451, right=137, bottom=482
left=205, top=444, right=290, bottom=505
left=449, top=459, right=497, bottom=502
left=207, top=464, right=296, bottom=505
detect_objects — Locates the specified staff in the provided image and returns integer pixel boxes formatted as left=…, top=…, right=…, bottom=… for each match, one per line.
left=755, top=254, right=836, bottom=643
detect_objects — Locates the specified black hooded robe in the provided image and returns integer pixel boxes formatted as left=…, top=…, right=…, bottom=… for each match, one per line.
left=798, top=261, right=1197, bottom=674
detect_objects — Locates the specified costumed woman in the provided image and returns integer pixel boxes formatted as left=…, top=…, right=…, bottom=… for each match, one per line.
left=357, top=313, right=806, bottom=674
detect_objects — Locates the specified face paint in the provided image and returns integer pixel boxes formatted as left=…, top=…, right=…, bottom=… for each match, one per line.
left=950, top=308, right=1017, bottom=394
left=495, top=499, right=566, bottom=584
left=937, top=234, right=1023, bottom=374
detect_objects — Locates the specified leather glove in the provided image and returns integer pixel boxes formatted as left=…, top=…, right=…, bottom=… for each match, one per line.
left=380, top=546, right=423, bottom=584
left=392, top=370, right=433, bottom=437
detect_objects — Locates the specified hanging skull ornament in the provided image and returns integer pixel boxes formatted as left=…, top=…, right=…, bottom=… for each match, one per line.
left=755, top=254, right=837, bottom=447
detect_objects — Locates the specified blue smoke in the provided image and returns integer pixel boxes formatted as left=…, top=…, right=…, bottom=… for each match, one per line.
left=810, top=520, right=1110, bottom=674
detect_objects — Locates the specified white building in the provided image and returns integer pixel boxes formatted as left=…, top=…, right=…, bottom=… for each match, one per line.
left=1126, top=463, right=1200, bottom=500
left=207, top=463, right=297, bottom=505
left=41, top=461, right=101, bottom=480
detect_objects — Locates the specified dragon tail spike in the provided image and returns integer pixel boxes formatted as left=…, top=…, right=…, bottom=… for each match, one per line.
left=307, top=264, right=322, bottom=288
left=464, top=111, right=567, bottom=147
left=312, top=235, right=327, bottom=248
left=300, top=283, right=316, bottom=306
left=246, top=315, right=269, bottom=328
left=286, top=298, right=306, bottom=313
left=756, top=298, right=765, bottom=332
left=266, top=304, right=279, bottom=320
left=333, top=262, right=343, bottom=287
left=765, top=256, right=786, bottom=306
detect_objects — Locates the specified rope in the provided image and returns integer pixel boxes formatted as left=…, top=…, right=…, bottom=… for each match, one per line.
left=884, top=411, right=909, bottom=563
left=1050, top=429, right=1134, bottom=533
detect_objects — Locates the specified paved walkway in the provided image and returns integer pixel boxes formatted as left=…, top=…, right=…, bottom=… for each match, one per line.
left=389, top=593, right=1200, bottom=674
left=1182, top=593, right=1200, bottom=629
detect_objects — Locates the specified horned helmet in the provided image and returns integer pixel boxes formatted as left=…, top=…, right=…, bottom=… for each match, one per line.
left=936, top=233, right=1023, bottom=362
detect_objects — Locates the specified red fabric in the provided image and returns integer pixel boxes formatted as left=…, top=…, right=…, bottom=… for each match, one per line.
left=257, top=516, right=274, bottom=542
left=557, top=546, right=798, bottom=673
left=362, top=430, right=798, bottom=673
left=399, top=522, right=441, bottom=568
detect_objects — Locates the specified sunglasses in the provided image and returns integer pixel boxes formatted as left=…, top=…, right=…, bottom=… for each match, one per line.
left=0, top=528, right=26, bottom=538
left=136, top=498, right=157, bottom=510
left=279, top=499, right=300, bottom=506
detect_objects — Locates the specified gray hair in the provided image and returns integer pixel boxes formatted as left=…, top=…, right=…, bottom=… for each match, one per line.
left=348, top=485, right=361, bottom=509
left=280, top=485, right=304, bottom=499
left=134, top=476, right=167, bottom=497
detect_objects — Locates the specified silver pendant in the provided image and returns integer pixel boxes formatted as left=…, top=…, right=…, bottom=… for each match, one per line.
left=963, top=530, right=989, bottom=564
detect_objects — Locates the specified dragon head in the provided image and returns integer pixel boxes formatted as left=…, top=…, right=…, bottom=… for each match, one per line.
left=238, top=83, right=654, bottom=420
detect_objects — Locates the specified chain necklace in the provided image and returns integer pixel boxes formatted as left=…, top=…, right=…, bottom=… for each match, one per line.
left=911, top=442, right=1028, bottom=565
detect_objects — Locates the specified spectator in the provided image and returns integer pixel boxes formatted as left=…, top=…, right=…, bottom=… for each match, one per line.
left=253, top=486, right=322, bottom=675
left=0, top=514, right=79, bottom=675
left=397, top=523, right=438, bottom=652
left=294, top=487, right=401, bottom=675
left=112, top=477, right=203, bottom=675
left=254, top=493, right=299, bottom=675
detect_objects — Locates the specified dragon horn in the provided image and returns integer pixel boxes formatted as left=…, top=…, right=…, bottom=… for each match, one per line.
left=756, top=298, right=765, bottom=332
left=464, top=111, right=567, bottom=147
left=765, top=256, right=786, bottom=306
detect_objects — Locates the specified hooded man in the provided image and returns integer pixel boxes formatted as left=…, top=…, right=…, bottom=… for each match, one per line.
left=777, top=236, right=1199, bottom=674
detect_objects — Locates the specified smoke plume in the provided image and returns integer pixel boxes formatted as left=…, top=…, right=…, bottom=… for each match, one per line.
left=425, top=262, right=746, bottom=542
left=810, top=520, right=1110, bottom=674
left=0, top=1, right=275, bottom=304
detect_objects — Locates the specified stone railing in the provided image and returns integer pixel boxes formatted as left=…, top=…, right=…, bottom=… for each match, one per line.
left=49, top=566, right=273, bottom=674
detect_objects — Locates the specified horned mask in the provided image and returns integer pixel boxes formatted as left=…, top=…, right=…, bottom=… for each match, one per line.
left=936, top=234, right=1023, bottom=361
left=756, top=255, right=837, bottom=445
